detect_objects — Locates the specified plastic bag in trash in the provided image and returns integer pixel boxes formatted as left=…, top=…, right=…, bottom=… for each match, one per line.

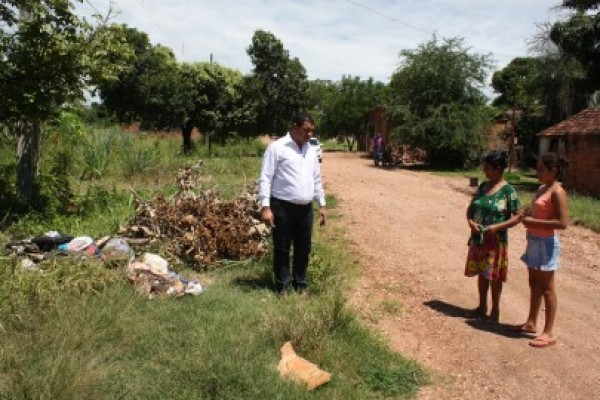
left=185, top=281, right=204, bottom=295
left=141, top=253, right=169, bottom=276
left=101, top=237, right=134, bottom=264
left=66, top=236, right=94, bottom=252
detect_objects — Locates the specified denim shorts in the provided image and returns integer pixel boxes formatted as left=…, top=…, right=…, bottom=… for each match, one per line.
left=521, top=234, right=560, bottom=271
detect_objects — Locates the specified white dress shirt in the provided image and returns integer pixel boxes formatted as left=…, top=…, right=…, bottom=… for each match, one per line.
left=258, top=133, right=326, bottom=208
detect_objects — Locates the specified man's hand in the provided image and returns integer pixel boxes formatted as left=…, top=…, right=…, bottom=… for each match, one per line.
left=319, top=207, right=327, bottom=226
left=261, top=207, right=275, bottom=228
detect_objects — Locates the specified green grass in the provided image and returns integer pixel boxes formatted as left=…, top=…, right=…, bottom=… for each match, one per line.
left=569, top=193, right=600, bottom=232
left=321, top=139, right=350, bottom=152
left=380, top=299, right=404, bottom=316
left=0, top=206, right=427, bottom=399
left=0, top=125, right=427, bottom=399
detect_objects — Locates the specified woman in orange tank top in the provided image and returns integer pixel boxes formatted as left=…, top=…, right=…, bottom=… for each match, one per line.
left=514, top=153, right=569, bottom=348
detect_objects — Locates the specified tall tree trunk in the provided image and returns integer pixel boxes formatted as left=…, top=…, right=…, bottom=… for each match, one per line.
left=181, top=121, right=194, bottom=154
left=207, top=132, right=212, bottom=157
left=16, top=120, right=41, bottom=203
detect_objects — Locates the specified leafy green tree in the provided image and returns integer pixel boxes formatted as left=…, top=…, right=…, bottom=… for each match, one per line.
left=93, top=25, right=184, bottom=128
left=388, top=36, right=493, bottom=168
left=319, top=76, right=386, bottom=150
left=305, top=79, right=335, bottom=128
left=94, top=25, right=193, bottom=150
left=179, top=62, right=249, bottom=151
left=491, top=57, right=546, bottom=112
left=246, top=30, right=309, bottom=135
left=95, top=26, right=253, bottom=154
left=492, top=31, right=591, bottom=165
left=551, top=0, right=600, bottom=89
left=0, top=1, right=130, bottom=202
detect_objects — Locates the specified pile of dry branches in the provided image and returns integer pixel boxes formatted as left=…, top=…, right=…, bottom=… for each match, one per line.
left=120, top=161, right=269, bottom=269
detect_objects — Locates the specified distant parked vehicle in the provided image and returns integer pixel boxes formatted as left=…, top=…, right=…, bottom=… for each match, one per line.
left=309, top=137, right=322, bottom=163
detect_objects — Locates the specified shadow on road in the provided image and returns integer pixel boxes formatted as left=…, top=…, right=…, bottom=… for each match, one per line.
left=424, top=299, right=536, bottom=339
left=424, top=299, right=471, bottom=318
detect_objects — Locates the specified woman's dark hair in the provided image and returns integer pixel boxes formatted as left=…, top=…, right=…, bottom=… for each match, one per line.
left=540, top=152, right=561, bottom=176
left=482, top=149, right=508, bottom=171
left=292, top=112, right=314, bottom=126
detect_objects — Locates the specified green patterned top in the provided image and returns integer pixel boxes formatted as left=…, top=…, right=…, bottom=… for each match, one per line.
left=469, top=182, right=521, bottom=245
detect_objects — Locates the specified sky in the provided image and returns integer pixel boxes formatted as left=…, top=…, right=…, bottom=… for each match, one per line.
left=79, top=0, right=567, bottom=93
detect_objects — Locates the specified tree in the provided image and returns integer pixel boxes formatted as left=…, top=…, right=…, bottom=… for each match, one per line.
left=93, top=25, right=184, bottom=127
left=550, top=0, right=600, bottom=89
left=94, top=25, right=194, bottom=150
left=0, top=1, right=130, bottom=203
left=305, top=79, right=335, bottom=128
left=95, top=26, right=254, bottom=154
left=388, top=36, right=493, bottom=168
left=491, top=57, right=546, bottom=111
left=319, top=76, right=386, bottom=150
left=179, top=62, right=249, bottom=151
left=246, top=30, right=309, bottom=135
left=491, top=27, right=593, bottom=166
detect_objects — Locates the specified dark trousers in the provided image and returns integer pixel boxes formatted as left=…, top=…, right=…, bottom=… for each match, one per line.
left=270, top=197, right=314, bottom=291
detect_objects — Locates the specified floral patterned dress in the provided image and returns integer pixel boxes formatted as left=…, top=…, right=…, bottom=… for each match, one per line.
left=465, top=182, right=521, bottom=282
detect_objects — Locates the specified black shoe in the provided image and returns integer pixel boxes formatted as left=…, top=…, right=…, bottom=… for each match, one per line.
left=276, top=288, right=289, bottom=298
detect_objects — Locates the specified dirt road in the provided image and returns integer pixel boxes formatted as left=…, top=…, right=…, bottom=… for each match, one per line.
left=322, top=152, right=600, bottom=400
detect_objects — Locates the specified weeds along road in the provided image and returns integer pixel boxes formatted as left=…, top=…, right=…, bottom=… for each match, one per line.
left=322, top=151, right=600, bottom=400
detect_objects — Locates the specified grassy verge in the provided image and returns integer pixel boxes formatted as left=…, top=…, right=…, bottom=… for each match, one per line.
left=0, top=126, right=427, bottom=399
left=321, top=139, right=350, bottom=152
left=569, top=193, right=600, bottom=232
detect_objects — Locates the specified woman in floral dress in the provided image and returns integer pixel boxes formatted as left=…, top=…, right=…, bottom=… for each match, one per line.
left=465, top=150, right=522, bottom=322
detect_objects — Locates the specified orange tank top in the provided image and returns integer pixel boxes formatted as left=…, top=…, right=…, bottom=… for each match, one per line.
left=527, top=190, right=557, bottom=237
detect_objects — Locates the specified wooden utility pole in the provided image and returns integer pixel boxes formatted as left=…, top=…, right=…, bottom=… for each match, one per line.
left=206, top=53, right=214, bottom=156
left=509, top=59, right=519, bottom=172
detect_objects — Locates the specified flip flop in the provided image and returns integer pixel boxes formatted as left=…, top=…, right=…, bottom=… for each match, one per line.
left=509, top=324, right=537, bottom=334
left=529, top=336, right=556, bottom=348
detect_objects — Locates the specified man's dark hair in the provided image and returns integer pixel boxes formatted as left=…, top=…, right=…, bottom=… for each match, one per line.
left=540, top=152, right=561, bottom=176
left=292, top=112, right=314, bottom=126
left=482, top=149, right=508, bottom=171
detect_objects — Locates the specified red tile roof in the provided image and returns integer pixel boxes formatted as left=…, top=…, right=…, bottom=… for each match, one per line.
left=537, top=108, right=600, bottom=137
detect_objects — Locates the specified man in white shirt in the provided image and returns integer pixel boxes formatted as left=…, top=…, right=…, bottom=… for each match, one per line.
left=258, top=113, right=327, bottom=296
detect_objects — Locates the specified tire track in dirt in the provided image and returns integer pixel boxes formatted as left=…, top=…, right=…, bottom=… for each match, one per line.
left=322, top=152, right=600, bottom=400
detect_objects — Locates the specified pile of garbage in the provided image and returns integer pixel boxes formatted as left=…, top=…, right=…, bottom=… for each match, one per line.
left=119, top=160, right=269, bottom=269
left=127, top=252, right=203, bottom=298
left=3, top=160, right=269, bottom=297
left=3, top=233, right=203, bottom=298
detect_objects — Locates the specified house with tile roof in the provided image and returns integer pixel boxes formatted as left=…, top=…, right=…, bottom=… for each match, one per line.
left=537, top=108, right=600, bottom=195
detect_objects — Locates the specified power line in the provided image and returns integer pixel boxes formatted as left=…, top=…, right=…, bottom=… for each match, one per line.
left=134, top=0, right=180, bottom=53
left=140, top=0, right=178, bottom=37
left=84, top=0, right=103, bottom=17
left=345, top=0, right=432, bottom=36
left=344, top=0, right=523, bottom=61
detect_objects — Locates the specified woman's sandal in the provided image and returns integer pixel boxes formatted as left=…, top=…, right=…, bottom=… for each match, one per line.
left=529, top=336, right=556, bottom=348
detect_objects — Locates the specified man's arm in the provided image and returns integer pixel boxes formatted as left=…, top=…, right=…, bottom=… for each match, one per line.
left=259, top=144, right=276, bottom=227
left=313, top=153, right=326, bottom=226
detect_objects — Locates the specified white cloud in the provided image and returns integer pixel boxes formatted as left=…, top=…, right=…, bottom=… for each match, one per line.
left=80, top=0, right=564, bottom=86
